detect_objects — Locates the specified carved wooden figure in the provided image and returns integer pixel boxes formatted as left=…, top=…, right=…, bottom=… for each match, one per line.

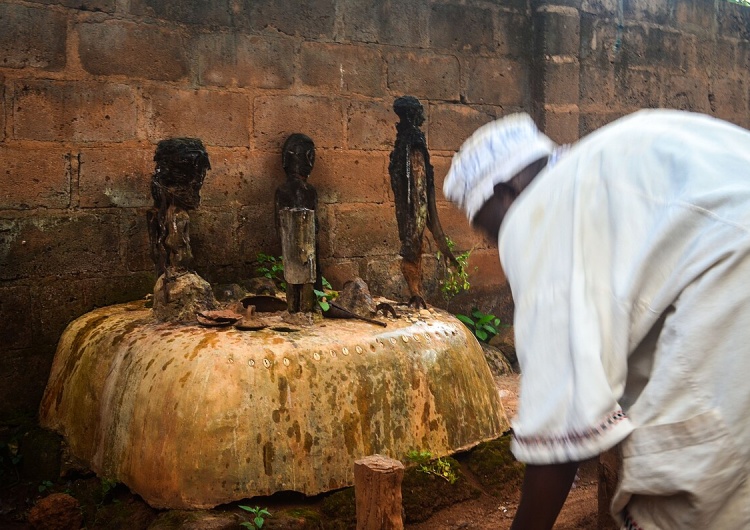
left=275, top=133, right=322, bottom=312
left=147, top=137, right=211, bottom=279
left=388, top=96, right=457, bottom=308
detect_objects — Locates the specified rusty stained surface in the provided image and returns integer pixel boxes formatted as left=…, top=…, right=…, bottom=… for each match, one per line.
left=39, top=301, right=508, bottom=509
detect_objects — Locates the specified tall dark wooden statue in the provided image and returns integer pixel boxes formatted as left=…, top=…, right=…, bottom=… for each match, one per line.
left=388, top=96, right=457, bottom=309
left=275, top=133, right=322, bottom=313
left=147, top=137, right=216, bottom=321
left=147, top=138, right=211, bottom=279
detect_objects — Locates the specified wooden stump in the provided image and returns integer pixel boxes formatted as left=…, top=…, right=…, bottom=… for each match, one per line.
left=354, top=454, right=405, bottom=530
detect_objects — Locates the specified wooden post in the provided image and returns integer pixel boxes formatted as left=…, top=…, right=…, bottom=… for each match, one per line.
left=279, top=207, right=316, bottom=313
left=354, top=454, right=405, bottom=530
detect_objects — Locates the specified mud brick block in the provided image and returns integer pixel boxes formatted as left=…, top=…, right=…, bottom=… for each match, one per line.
left=79, top=148, right=152, bottom=208
left=429, top=4, right=494, bottom=53
left=347, top=100, right=394, bottom=150
left=464, top=57, right=527, bottom=106
left=542, top=61, right=580, bottom=105
left=436, top=203, right=486, bottom=253
left=130, top=0, right=231, bottom=26
left=0, top=213, right=122, bottom=281
left=621, top=27, right=690, bottom=72
left=145, top=88, right=250, bottom=147
left=622, top=0, right=670, bottom=25
left=32, top=277, right=94, bottom=346
left=386, top=52, right=460, bottom=102
left=673, top=0, right=715, bottom=30
left=580, top=65, right=614, bottom=107
left=200, top=147, right=280, bottom=208
left=534, top=8, right=580, bottom=57
left=711, top=78, right=748, bottom=123
left=238, top=204, right=281, bottom=262
left=579, top=111, right=625, bottom=136
left=0, top=4, right=66, bottom=70
left=121, top=211, right=152, bottom=273
left=318, top=258, right=364, bottom=290
left=0, top=285, right=33, bottom=350
left=718, top=1, right=750, bottom=41
left=579, top=0, right=618, bottom=16
left=737, top=41, right=750, bottom=74
left=0, top=347, right=54, bottom=422
left=496, top=12, right=533, bottom=59
left=648, top=30, right=692, bottom=72
left=428, top=104, right=495, bottom=152
left=190, top=208, right=238, bottom=274
left=541, top=110, right=580, bottom=144
left=13, top=80, right=137, bottom=142
left=615, top=67, right=661, bottom=109
left=254, top=95, right=344, bottom=150
left=0, top=75, right=4, bottom=141
left=233, top=0, right=336, bottom=40
left=465, top=248, right=505, bottom=289
left=79, top=21, right=188, bottom=81
left=27, top=0, right=114, bottom=11
left=84, top=273, right=154, bottom=309
left=329, top=203, right=399, bottom=258
left=365, top=255, right=408, bottom=301
left=316, top=151, right=389, bottom=204
left=340, top=0, right=428, bottom=47
left=663, top=75, right=711, bottom=114
left=316, top=204, right=334, bottom=259
left=300, top=43, right=385, bottom=97
left=0, top=147, right=70, bottom=209
left=431, top=154, right=453, bottom=203
left=195, top=33, right=293, bottom=89
left=579, top=14, right=617, bottom=68
left=710, top=38, right=739, bottom=78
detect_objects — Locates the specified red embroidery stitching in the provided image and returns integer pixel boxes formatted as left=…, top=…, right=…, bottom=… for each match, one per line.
left=514, top=409, right=628, bottom=448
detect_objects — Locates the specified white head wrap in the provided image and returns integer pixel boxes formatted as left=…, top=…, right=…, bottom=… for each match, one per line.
left=443, top=113, right=556, bottom=222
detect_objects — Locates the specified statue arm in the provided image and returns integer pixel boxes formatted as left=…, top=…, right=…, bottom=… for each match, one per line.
left=423, top=147, right=459, bottom=267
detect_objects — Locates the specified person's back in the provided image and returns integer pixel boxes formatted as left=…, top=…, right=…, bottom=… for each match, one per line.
left=447, top=109, right=750, bottom=529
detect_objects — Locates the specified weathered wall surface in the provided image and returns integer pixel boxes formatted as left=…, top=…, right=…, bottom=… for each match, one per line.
left=1, top=0, right=750, bottom=422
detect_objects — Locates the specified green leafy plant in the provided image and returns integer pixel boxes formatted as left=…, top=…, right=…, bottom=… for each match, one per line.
left=405, top=450, right=458, bottom=484
left=38, top=480, right=54, bottom=493
left=239, top=505, right=271, bottom=529
left=100, top=478, right=118, bottom=497
left=456, top=308, right=504, bottom=343
left=255, top=253, right=286, bottom=291
left=314, top=277, right=337, bottom=312
left=256, top=253, right=337, bottom=312
left=437, top=239, right=473, bottom=302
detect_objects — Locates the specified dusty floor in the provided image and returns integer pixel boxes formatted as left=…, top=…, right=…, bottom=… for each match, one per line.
left=403, top=373, right=599, bottom=530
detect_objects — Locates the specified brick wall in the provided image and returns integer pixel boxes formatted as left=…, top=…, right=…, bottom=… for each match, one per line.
left=1, top=0, right=749, bottom=421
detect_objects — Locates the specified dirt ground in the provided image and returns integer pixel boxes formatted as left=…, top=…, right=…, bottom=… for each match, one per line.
left=404, top=373, right=599, bottom=530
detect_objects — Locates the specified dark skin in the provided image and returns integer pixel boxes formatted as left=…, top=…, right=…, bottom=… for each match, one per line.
left=472, top=156, right=582, bottom=530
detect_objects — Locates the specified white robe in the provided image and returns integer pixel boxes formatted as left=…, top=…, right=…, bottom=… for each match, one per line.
left=499, top=110, right=750, bottom=528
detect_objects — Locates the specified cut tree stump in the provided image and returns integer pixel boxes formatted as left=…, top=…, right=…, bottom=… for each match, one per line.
left=354, top=454, right=405, bottom=530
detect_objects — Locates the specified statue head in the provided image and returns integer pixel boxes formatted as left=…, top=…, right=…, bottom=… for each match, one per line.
left=152, top=138, right=211, bottom=210
left=393, top=96, right=425, bottom=127
left=282, top=133, right=315, bottom=180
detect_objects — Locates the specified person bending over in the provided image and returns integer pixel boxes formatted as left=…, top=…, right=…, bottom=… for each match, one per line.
left=444, top=110, right=750, bottom=529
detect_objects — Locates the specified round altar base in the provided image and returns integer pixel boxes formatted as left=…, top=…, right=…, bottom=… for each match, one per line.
left=40, top=300, right=508, bottom=509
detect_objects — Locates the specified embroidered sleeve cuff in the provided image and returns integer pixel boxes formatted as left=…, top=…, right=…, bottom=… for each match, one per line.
left=511, top=409, right=634, bottom=464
